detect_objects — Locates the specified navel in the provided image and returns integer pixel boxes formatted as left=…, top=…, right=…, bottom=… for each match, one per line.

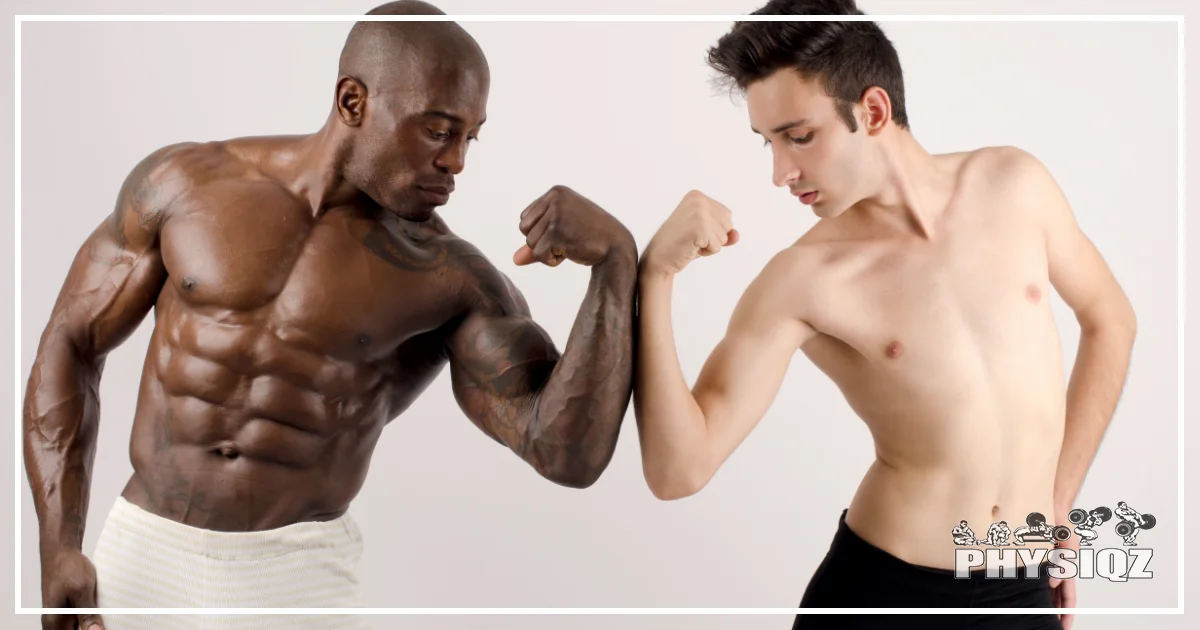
left=1025, top=284, right=1042, bottom=304
left=885, top=340, right=904, bottom=360
left=212, top=442, right=240, bottom=460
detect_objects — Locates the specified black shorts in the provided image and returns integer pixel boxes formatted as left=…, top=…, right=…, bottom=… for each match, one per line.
left=793, top=510, right=1063, bottom=630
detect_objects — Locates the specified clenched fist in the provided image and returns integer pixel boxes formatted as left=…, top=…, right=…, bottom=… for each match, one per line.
left=641, top=190, right=739, bottom=278
left=514, top=185, right=635, bottom=268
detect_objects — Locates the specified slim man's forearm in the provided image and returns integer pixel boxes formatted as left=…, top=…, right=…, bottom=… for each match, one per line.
left=23, top=334, right=102, bottom=554
left=1053, top=324, right=1137, bottom=512
left=527, top=243, right=638, bottom=487
left=633, top=271, right=709, bottom=495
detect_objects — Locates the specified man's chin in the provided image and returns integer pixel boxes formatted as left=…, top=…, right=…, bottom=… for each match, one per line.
left=386, top=199, right=438, bottom=223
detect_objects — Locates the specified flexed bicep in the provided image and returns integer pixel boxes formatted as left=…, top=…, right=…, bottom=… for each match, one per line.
left=447, top=311, right=559, bottom=454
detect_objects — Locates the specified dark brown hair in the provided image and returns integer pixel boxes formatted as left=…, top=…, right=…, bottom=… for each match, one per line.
left=706, top=0, right=909, bottom=131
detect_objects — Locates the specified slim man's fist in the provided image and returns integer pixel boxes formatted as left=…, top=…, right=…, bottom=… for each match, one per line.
left=642, top=190, right=739, bottom=278
left=514, top=185, right=634, bottom=268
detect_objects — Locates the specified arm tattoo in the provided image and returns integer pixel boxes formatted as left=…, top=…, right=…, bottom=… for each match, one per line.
left=451, top=250, right=638, bottom=488
left=363, top=225, right=449, bottom=272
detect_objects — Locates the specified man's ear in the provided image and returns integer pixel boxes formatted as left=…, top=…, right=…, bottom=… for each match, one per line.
left=335, top=76, right=368, bottom=127
left=860, top=86, right=892, bottom=135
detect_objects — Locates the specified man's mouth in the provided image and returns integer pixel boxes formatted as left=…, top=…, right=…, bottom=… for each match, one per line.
left=792, top=189, right=818, bottom=205
left=416, top=184, right=454, bottom=205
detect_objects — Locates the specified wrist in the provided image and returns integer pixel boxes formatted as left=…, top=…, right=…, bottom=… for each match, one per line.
left=637, top=254, right=676, bottom=284
left=39, top=538, right=78, bottom=560
left=599, top=235, right=637, bottom=269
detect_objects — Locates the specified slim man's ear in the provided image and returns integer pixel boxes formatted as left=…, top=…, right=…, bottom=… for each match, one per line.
left=859, top=86, right=892, bottom=136
left=335, top=76, right=368, bottom=127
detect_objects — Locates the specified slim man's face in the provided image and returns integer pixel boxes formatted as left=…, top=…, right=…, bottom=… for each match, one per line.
left=746, top=69, right=870, bottom=220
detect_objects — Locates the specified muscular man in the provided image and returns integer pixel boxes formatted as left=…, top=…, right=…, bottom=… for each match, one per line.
left=984, top=521, right=1012, bottom=547
left=951, top=521, right=977, bottom=546
left=1013, top=515, right=1053, bottom=545
left=1075, top=510, right=1106, bottom=547
left=1114, top=501, right=1145, bottom=546
left=633, top=1, right=1135, bottom=628
left=23, top=3, right=636, bottom=629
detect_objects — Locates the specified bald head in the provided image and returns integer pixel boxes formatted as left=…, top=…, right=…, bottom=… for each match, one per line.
left=339, top=1, right=488, bottom=97
left=330, top=1, right=490, bottom=221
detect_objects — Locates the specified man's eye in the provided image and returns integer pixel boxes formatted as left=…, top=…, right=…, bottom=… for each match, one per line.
left=789, top=132, right=814, bottom=145
left=429, top=130, right=451, bottom=140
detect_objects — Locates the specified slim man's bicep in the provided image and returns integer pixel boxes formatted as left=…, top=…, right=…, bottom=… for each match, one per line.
left=691, top=251, right=817, bottom=461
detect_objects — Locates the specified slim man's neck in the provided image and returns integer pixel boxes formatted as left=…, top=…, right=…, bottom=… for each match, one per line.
left=852, top=129, right=954, bottom=240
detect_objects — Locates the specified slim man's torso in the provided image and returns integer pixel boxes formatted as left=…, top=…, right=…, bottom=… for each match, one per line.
left=118, top=139, right=517, bottom=531
left=785, top=148, right=1065, bottom=569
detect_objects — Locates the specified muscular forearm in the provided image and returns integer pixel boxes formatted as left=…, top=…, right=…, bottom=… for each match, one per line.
left=633, top=271, right=710, bottom=499
left=23, top=334, right=102, bottom=554
left=1053, top=319, right=1137, bottom=512
left=528, top=244, right=638, bottom=488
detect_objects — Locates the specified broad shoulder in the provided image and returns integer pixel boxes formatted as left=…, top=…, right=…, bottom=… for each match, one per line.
left=434, top=227, right=531, bottom=320
left=119, top=140, right=248, bottom=221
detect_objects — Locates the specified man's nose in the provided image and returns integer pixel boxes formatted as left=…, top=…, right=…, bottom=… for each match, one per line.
left=771, top=146, right=800, bottom=188
left=435, top=139, right=468, bottom=174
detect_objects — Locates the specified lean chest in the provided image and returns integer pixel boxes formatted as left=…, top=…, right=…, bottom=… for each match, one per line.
left=807, top=218, right=1050, bottom=369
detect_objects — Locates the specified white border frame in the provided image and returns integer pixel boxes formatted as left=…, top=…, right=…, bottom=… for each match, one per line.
left=12, top=12, right=1186, bottom=616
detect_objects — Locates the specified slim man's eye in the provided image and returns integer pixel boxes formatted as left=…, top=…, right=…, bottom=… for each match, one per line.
left=789, top=132, right=815, bottom=145
left=429, top=129, right=451, bottom=141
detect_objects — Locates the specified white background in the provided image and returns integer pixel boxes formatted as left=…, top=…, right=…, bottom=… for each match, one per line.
left=2, top=0, right=1195, bottom=628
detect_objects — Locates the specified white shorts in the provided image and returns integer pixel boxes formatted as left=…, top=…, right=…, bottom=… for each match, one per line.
left=92, top=496, right=371, bottom=630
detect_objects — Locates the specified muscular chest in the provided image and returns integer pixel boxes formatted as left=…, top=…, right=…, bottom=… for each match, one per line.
left=159, top=184, right=460, bottom=359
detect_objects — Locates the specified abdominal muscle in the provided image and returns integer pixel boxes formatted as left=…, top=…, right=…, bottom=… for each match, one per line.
left=841, top=373, right=1067, bottom=570
left=119, top=316, right=393, bottom=532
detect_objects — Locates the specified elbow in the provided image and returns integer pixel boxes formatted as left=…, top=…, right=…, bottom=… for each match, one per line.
left=1079, top=298, right=1138, bottom=345
left=529, top=440, right=611, bottom=490
left=544, top=463, right=605, bottom=490
left=645, top=465, right=711, bottom=501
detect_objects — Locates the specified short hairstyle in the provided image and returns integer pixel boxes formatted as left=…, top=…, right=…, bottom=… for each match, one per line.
left=706, top=0, right=909, bottom=131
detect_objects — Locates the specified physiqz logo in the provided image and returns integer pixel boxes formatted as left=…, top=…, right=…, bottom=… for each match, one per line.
left=952, top=501, right=1159, bottom=582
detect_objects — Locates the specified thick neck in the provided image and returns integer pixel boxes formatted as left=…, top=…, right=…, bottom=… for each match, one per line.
left=261, top=112, right=365, bottom=217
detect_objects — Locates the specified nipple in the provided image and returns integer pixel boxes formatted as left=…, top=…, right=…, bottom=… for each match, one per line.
left=1025, top=284, right=1041, bottom=304
left=885, top=340, right=904, bottom=360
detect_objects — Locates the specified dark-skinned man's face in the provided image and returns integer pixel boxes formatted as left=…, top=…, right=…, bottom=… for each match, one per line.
left=343, top=60, right=489, bottom=221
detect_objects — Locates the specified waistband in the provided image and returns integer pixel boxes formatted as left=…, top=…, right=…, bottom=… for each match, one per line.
left=104, top=496, right=362, bottom=561
left=832, top=509, right=1053, bottom=582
